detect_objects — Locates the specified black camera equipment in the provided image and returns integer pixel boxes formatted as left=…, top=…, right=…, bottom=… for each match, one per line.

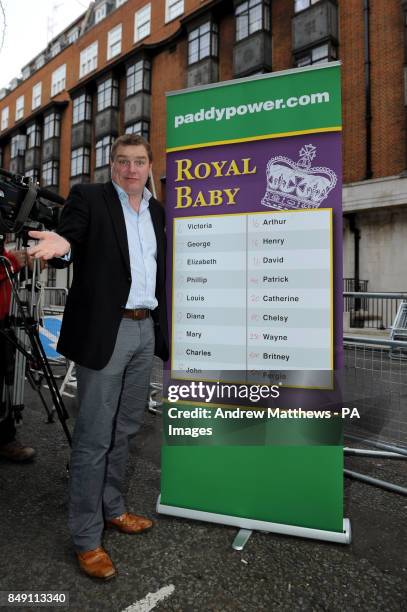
left=0, top=167, right=64, bottom=233
left=0, top=168, right=72, bottom=446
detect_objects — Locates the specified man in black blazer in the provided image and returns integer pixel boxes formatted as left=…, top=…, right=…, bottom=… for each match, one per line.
left=29, top=134, right=168, bottom=580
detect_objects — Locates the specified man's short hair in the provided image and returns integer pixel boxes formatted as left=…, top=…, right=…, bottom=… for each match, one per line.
left=110, top=134, right=152, bottom=162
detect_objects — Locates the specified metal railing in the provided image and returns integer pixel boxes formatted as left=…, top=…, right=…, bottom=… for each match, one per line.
left=343, top=335, right=407, bottom=451
left=343, top=335, right=407, bottom=494
left=42, top=287, right=68, bottom=308
left=344, top=291, right=407, bottom=330
left=343, top=278, right=368, bottom=292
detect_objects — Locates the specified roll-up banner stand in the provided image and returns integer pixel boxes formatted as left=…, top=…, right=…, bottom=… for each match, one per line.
left=158, top=63, right=351, bottom=545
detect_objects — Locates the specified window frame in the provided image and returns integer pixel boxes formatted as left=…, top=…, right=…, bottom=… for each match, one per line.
left=97, top=77, right=119, bottom=112
left=43, top=112, right=61, bottom=141
left=134, top=4, right=151, bottom=42
left=294, top=0, right=322, bottom=14
left=26, top=122, right=41, bottom=149
left=1, top=106, right=9, bottom=130
left=95, top=3, right=107, bottom=24
left=71, top=146, right=91, bottom=177
left=107, top=24, right=122, bottom=59
left=51, top=41, right=61, bottom=58
left=126, top=59, right=151, bottom=97
left=32, top=82, right=42, bottom=110
left=294, top=42, right=337, bottom=67
left=235, top=0, right=271, bottom=42
left=95, top=135, right=115, bottom=168
left=10, top=134, right=26, bottom=158
left=51, top=64, right=66, bottom=96
left=67, top=27, right=79, bottom=44
left=165, top=0, right=184, bottom=23
left=72, top=93, right=92, bottom=124
left=42, top=160, right=59, bottom=187
left=124, top=120, right=150, bottom=139
left=188, top=21, right=218, bottom=65
left=79, top=41, right=99, bottom=78
left=35, top=54, right=45, bottom=70
left=15, top=95, right=24, bottom=121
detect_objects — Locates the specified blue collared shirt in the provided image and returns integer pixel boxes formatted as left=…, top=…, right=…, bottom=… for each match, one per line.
left=112, top=181, right=158, bottom=310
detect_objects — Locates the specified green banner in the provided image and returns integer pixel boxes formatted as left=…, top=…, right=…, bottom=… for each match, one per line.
left=160, top=64, right=347, bottom=540
left=167, top=64, right=341, bottom=150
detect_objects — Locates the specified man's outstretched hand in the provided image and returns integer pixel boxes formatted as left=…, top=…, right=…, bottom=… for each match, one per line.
left=28, top=231, right=70, bottom=260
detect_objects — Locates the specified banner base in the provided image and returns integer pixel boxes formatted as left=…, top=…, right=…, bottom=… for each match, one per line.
left=156, top=495, right=351, bottom=545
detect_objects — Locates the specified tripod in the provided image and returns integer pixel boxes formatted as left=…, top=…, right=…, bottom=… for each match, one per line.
left=0, top=235, right=72, bottom=446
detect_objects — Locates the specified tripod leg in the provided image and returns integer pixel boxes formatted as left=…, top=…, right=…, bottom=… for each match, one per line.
left=25, top=366, right=55, bottom=422
left=30, top=327, right=72, bottom=445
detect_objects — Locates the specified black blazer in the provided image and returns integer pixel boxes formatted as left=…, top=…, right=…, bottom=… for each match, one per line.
left=53, top=181, right=168, bottom=370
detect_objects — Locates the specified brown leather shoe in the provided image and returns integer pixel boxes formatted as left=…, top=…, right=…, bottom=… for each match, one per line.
left=0, top=441, right=36, bottom=462
left=106, top=512, right=153, bottom=534
left=76, top=547, right=116, bottom=580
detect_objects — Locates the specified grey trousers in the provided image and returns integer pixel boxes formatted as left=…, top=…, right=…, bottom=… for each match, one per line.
left=68, top=317, right=155, bottom=552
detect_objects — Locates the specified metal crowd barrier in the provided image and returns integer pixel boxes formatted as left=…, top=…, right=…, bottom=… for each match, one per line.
left=344, top=291, right=407, bottom=330
left=343, top=335, right=407, bottom=495
left=41, top=286, right=68, bottom=314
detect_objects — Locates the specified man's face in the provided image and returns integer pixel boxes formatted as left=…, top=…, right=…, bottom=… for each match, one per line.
left=111, top=144, right=152, bottom=195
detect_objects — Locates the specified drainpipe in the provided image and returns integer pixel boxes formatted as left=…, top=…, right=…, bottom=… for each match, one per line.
left=402, top=1, right=407, bottom=171
left=364, top=0, right=372, bottom=179
left=348, top=214, right=361, bottom=314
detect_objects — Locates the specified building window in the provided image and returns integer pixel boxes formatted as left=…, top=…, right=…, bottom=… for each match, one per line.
left=47, top=267, right=57, bottom=288
left=235, top=0, right=270, bottom=42
left=51, top=41, right=61, bottom=57
left=295, top=43, right=337, bottom=67
left=51, top=64, right=66, bottom=96
left=134, top=4, right=151, bottom=42
left=24, top=168, right=40, bottom=184
left=80, top=42, right=98, bottom=78
left=10, top=134, right=26, bottom=158
left=294, top=0, right=322, bottom=13
left=126, top=59, right=151, bottom=96
left=97, top=78, right=119, bottom=111
left=22, top=66, right=31, bottom=80
left=43, top=112, right=61, bottom=140
left=188, top=22, right=218, bottom=65
left=1, top=106, right=9, bottom=130
left=35, top=54, right=45, bottom=70
left=15, top=95, right=24, bottom=121
left=125, top=121, right=150, bottom=139
left=116, top=0, right=127, bottom=7
left=71, top=147, right=90, bottom=177
left=107, top=24, right=122, bottom=59
left=95, top=3, right=107, bottom=23
left=96, top=136, right=114, bottom=168
left=32, top=82, right=42, bottom=110
left=42, top=161, right=59, bottom=186
left=165, top=0, right=184, bottom=23
left=26, top=122, right=41, bottom=149
left=67, top=27, right=79, bottom=44
left=72, top=93, right=92, bottom=124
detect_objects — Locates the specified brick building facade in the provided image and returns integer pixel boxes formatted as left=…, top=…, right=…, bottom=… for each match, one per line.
left=0, top=0, right=406, bottom=293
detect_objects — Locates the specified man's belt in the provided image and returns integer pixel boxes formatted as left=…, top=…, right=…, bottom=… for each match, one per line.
left=122, top=308, right=150, bottom=320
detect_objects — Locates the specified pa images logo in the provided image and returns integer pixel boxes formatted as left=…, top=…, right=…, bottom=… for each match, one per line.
left=261, top=144, right=337, bottom=211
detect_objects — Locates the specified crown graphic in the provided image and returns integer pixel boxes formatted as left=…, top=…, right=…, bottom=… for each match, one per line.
left=261, top=144, right=337, bottom=210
